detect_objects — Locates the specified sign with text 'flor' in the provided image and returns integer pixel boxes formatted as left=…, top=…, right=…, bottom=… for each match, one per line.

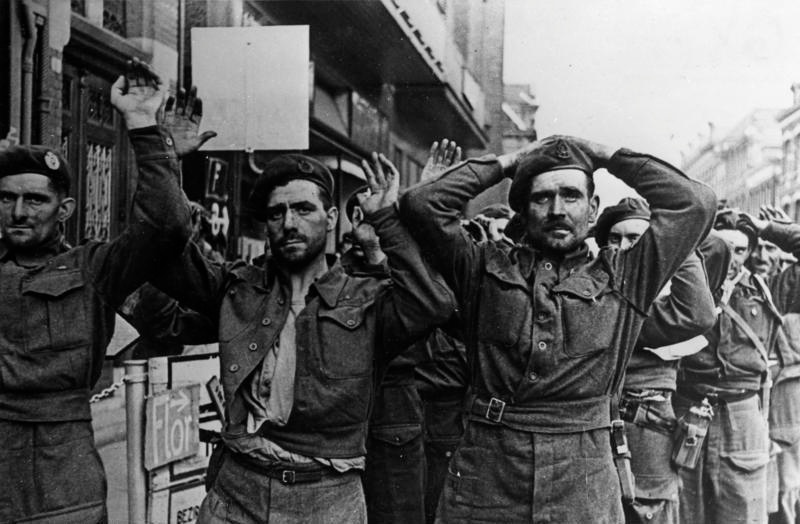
left=191, top=26, right=309, bottom=151
left=145, top=385, right=201, bottom=470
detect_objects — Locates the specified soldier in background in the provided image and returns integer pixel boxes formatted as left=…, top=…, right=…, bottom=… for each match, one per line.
left=676, top=208, right=784, bottom=523
left=741, top=206, right=800, bottom=524
left=595, top=197, right=723, bottom=523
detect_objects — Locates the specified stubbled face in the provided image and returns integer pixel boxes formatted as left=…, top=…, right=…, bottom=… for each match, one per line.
left=715, top=228, right=751, bottom=279
left=264, top=180, right=337, bottom=269
left=0, top=173, right=73, bottom=250
left=607, top=218, right=650, bottom=251
left=524, top=169, right=598, bottom=253
left=748, top=238, right=781, bottom=278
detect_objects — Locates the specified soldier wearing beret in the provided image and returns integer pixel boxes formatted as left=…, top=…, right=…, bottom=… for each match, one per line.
left=149, top=150, right=453, bottom=523
left=675, top=208, right=785, bottom=523
left=0, top=61, right=191, bottom=523
left=399, top=135, right=716, bottom=522
left=595, top=198, right=723, bottom=524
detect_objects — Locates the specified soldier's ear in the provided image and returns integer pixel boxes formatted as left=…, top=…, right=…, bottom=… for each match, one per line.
left=588, top=194, right=600, bottom=224
left=57, top=197, right=76, bottom=223
left=326, top=206, right=339, bottom=232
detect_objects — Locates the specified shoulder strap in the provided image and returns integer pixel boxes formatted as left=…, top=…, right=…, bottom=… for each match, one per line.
left=752, top=273, right=783, bottom=321
left=720, top=302, right=770, bottom=367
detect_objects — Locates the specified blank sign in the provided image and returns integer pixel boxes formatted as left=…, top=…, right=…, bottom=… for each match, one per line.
left=191, top=26, right=310, bottom=151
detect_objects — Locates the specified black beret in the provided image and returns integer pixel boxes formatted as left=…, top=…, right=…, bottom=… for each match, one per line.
left=594, top=197, right=651, bottom=247
left=0, top=145, right=71, bottom=194
left=713, top=207, right=757, bottom=249
left=247, top=154, right=334, bottom=220
left=345, top=185, right=369, bottom=221
left=508, top=136, right=594, bottom=213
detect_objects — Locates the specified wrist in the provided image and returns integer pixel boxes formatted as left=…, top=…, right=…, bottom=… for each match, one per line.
left=124, top=115, right=158, bottom=130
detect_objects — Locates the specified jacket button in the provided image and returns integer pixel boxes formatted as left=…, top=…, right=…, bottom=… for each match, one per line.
left=248, top=343, right=258, bottom=351
left=229, top=289, right=236, bottom=296
left=278, top=298, right=285, bottom=305
left=537, top=341, right=547, bottom=350
left=262, top=318, right=271, bottom=326
left=751, top=307, right=758, bottom=317
left=229, top=364, right=239, bottom=372
left=544, top=262, right=553, bottom=270
left=346, top=319, right=356, bottom=327
left=528, top=372, right=538, bottom=381
left=583, top=290, right=592, bottom=297
left=536, top=312, right=547, bottom=321
left=165, top=136, right=174, bottom=146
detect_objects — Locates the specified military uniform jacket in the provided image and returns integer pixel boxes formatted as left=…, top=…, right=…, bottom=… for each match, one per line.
left=0, top=127, right=190, bottom=523
left=154, top=206, right=454, bottom=459
left=0, top=126, right=190, bottom=422
left=400, top=150, right=716, bottom=433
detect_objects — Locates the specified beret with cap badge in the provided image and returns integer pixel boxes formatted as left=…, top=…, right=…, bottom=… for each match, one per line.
left=508, top=136, right=595, bottom=213
left=247, top=154, right=334, bottom=221
left=0, top=145, right=71, bottom=194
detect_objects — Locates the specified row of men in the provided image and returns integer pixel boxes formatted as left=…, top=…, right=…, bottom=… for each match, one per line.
left=0, top=59, right=795, bottom=524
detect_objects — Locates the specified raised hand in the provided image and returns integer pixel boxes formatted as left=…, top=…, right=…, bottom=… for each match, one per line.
left=420, top=139, right=462, bottom=182
left=110, top=57, right=165, bottom=130
left=736, top=211, right=768, bottom=237
left=759, top=205, right=792, bottom=225
left=359, top=152, right=400, bottom=215
left=162, top=86, right=217, bottom=158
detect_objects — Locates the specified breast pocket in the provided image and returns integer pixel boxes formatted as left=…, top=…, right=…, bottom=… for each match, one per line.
left=22, top=269, right=90, bottom=352
left=478, top=270, right=530, bottom=347
left=317, top=304, right=373, bottom=379
left=555, top=276, right=620, bottom=358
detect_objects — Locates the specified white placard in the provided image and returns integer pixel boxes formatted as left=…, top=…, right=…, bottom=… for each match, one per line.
left=191, top=26, right=309, bottom=151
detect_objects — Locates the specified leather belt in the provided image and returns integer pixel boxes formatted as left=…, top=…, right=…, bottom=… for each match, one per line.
left=228, top=450, right=341, bottom=485
left=470, top=394, right=612, bottom=433
left=681, top=388, right=757, bottom=405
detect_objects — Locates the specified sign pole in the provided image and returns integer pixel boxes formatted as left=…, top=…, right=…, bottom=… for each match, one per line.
left=125, top=360, right=149, bottom=524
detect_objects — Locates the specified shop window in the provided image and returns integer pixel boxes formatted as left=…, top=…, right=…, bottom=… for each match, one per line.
left=71, top=0, right=86, bottom=16
left=103, top=0, right=126, bottom=37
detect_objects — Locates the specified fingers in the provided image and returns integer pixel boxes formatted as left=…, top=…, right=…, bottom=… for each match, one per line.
left=126, top=57, right=161, bottom=90
left=443, top=139, right=457, bottom=165
left=165, top=95, right=176, bottom=113
left=428, top=141, right=439, bottom=160
left=197, top=130, right=218, bottom=147
left=186, top=86, right=198, bottom=117
left=176, top=87, right=187, bottom=115
left=453, top=146, right=463, bottom=164
left=371, top=152, right=387, bottom=188
left=361, top=158, right=377, bottom=191
left=191, top=98, right=203, bottom=122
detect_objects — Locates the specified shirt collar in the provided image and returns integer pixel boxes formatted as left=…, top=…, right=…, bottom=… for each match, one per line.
left=0, top=235, right=70, bottom=266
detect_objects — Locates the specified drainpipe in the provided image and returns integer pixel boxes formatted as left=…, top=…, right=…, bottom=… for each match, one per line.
left=18, top=0, right=37, bottom=145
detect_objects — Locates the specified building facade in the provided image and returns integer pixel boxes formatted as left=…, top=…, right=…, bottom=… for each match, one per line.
left=1, top=0, right=506, bottom=261
left=682, top=109, right=782, bottom=214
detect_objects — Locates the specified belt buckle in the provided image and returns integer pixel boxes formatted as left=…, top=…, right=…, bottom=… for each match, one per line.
left=485, top=397, right=506, bottom=423
left=281, top=470, right=296, bottom=485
